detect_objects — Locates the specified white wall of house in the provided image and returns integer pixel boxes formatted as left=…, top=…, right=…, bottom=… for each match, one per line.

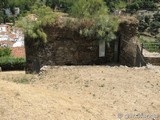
left=0, top=26, right=7, bottom=32
left=0, top=24, right=24, bottom=47
left=13, top=40, right=24, bottom=47
left=0, top=38, right=8, bottom=41
left=0, top=35, right=9, bottom=41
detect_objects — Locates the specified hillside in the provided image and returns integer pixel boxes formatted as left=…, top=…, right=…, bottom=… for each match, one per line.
left=0, top=66, right=160, bottom=120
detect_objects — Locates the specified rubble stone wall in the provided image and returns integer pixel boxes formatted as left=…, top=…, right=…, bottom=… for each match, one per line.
left=145, top=57, right=160, bottom=65
left=118, top=17, right=144, bottom=66
left=25, top=17, right=142, bottom=73
left=25, top=26, right=115, bottom=73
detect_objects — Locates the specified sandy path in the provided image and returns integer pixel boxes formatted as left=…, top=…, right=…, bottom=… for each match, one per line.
left=0, top=66, right=160, bottom=120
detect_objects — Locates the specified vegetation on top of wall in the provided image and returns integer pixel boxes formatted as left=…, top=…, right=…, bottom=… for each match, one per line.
left=15, top=0, right=119, bottom=44
left=16, top=4, right=56, bottom=43
left=69, top=0, right=108, bottom=18
left=2, top=0, right=159, bottom=44
left=4, top=0, right=159, bottom=44
left=64, top=0, right=118, bottom=42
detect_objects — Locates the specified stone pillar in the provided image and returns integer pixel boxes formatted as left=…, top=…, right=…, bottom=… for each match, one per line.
left=118, top=17, right=140, bottom=66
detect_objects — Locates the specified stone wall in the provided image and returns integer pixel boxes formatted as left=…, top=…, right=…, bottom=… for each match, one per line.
left=25, top=16, right=143, bottom=73
left=25, top=25, right=115, bottom=73
left=145, top=57, right=160, bottom=65
left=118, top=17, right=146, bottom=67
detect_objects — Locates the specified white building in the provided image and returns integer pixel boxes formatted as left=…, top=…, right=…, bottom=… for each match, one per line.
left=0, top=35, right=9, bottom=41
left=12, top=28, right=24, bottom=41
left=0, top=24, right=24, bottom=47
left=0, top=24, right=10, bottom=33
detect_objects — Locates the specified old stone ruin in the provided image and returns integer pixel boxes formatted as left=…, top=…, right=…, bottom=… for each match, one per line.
left=25, top=16, right=146, bottom=73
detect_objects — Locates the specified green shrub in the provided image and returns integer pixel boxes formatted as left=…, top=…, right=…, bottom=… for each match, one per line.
left=153, top=12, right=160, bottom=21
left=127, top=0, right=157, bottom=11
left=0, top=47, right=11, bottom=57
left=0, top=57, right=26, bottom=70
left=69, top=0, right=118, bottom=42
left=138, top=20, right=149, bottom=32
left=16, top=4, right=56, bottom=43
left=150, top=21, right=160, bottom=35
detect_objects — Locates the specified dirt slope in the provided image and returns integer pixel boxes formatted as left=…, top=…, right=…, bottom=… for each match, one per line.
left=0, top=66, right=160, bottom=120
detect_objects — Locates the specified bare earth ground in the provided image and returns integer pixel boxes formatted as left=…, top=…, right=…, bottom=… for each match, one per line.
left=0, top=66, right=160, bottom=120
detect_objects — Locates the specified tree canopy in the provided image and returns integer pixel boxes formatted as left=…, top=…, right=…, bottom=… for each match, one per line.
left=68, top=0, right=118, bottom=42
left=16, top=4, right=55, bottom=43
left=0, top=0, right=159, bottom=43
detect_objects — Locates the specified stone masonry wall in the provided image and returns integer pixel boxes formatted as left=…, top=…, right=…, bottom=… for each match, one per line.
left=25, top=16, right=142, bottom=73
left=25, top=25, right=114, bottom=73
left=118, top=17, right=144, bottom=67
left=145, top=57, right=160, bottom=66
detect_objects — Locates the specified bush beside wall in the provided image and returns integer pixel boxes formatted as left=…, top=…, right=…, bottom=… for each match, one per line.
left=0, top=47, right=26, bottom=71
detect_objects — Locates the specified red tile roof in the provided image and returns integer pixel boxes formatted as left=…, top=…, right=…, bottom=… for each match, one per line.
left=0, top=40, right=14, bottom=47
left=9, top=34, right=16, bottom=39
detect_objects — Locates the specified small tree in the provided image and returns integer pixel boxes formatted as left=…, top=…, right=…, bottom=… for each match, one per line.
left=70, top=0, right=118, bottom=42
left=16, top=4, right=56, bottom=43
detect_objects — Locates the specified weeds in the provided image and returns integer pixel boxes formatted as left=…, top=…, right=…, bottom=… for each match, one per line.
left=13, top=77, right=30, bottom=84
